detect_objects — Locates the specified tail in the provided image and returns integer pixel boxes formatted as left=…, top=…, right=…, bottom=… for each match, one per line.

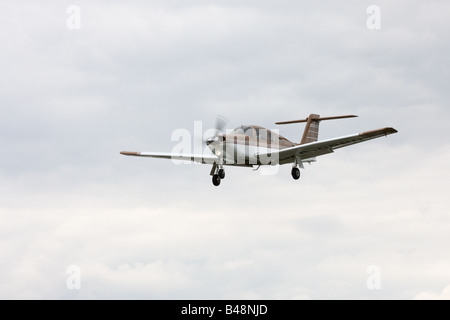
left=276, top=114, right=358, bottom=144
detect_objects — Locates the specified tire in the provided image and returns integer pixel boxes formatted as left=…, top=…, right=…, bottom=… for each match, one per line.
left=291, top=167, right=300, bottom=180
left=212, top=174, right=221, bottom=186
left=218, top=168, right=225, bottom=179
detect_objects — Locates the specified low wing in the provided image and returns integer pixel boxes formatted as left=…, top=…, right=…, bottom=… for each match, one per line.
left=120, top=151, right=218, bottom=164
left=259, top=127, right=398, bottom=165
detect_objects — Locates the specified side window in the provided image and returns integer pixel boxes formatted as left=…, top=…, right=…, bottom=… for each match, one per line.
left=258, top=128, right=267, bottom=141
left=255, top=128, right=273, bottom=145
left=270, top=132, right=279, bottom=143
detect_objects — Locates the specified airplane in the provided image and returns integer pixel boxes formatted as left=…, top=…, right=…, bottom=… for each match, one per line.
left=120, top=114, right=397, bottom=186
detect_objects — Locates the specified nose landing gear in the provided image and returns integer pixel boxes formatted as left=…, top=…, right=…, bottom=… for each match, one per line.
left=211, top=164, right=225, bottom=186
left=212, top=174, right=221, bottom=186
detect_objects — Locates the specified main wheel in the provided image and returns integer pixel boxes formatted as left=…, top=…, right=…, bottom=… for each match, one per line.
left=212, top=174, right=221, bottom=186
left=218, top=168, right=225, bottom=179
left=291, top=167, right=300, bottom=180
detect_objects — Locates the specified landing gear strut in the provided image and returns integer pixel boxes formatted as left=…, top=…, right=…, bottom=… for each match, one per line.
left=291, top=167, right=301, bottom=180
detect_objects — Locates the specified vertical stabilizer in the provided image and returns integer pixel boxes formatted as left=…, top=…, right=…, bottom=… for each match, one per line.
left=300, top=114, right=320, bottom=144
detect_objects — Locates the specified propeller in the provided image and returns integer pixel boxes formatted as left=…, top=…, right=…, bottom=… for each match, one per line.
left=206, top=115, right=228, bottom=146
left=214, top=115, right=228, bottom=137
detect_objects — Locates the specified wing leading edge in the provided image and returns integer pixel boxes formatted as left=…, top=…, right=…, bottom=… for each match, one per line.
left=257, top=127, right=398, bottom=165
left=120, top=151, right=219, bottom=164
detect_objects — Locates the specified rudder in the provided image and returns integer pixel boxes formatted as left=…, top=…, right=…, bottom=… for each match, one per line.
left=301, top=114, right=321, bottom=144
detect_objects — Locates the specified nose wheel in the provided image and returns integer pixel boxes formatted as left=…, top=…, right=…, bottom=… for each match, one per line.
left=211, top=165, right=225, bottom=186
left=212, top=174, right=221, bottom=186
left=291, top=167, right=301, bottom=180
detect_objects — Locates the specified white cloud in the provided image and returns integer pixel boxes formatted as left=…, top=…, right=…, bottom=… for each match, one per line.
left=414, top=285, right=450, bottom=300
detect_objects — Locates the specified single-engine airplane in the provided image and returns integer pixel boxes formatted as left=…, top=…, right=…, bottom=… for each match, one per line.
left=120, top=114, right=397, bottom=186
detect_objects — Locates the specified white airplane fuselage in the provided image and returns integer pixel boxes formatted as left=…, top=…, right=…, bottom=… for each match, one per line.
left=206, top=126, right=296, bottom=166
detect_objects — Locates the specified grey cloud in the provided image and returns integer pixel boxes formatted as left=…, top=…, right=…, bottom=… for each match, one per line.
left=1, top=0, right=450, bottom=299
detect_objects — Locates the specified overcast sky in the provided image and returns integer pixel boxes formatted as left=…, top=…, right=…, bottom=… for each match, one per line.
left=1, top=0, right=450, bottom=299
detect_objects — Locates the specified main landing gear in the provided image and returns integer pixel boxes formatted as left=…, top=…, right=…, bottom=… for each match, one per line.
left=291, top=167, right=301, bottom=180
left=211, top=165, right=226, bottom=186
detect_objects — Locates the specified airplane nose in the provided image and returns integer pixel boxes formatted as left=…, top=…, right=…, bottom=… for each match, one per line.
left=206, top=137, right=215, bottom=145
left=206, top=135, right=225, bottom=145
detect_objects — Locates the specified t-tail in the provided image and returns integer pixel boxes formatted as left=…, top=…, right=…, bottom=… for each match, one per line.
left=276, top=114, right=358, bottom=145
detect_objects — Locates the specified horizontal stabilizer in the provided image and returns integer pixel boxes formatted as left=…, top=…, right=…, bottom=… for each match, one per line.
left=276, top=114, right=358, bottom=145
left=275, top=115, right=357, bottom=125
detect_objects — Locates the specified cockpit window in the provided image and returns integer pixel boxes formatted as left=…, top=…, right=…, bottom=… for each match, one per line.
left=232, top=125, right=286, bottom=142
left=232, top=127, right=244, bottom=135
left=243, top=126, right=254, bottom=137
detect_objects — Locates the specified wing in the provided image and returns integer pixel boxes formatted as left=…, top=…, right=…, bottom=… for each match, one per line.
left=120, top=151, right=219, bottom=164
left=258, top=127, right=398, bottom=164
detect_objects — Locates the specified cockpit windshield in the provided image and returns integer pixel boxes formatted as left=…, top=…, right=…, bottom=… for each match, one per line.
left=243, top=126, right=254, bottom=137
left=232, top=127, right=244, bottom=135
left=232, top=125, right=254, bottom=137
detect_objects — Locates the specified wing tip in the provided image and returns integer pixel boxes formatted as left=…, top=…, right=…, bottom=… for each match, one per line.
left=389, top=127, right=399, bottom=134
left=120, top=151, right=140, bottom=156
left=382, top=127, right=398, bottom=135
left=360, top=127, right=398, bottom=136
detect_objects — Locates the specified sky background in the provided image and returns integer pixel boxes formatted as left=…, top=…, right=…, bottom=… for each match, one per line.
left=1, top=0, right=450, bottom=299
